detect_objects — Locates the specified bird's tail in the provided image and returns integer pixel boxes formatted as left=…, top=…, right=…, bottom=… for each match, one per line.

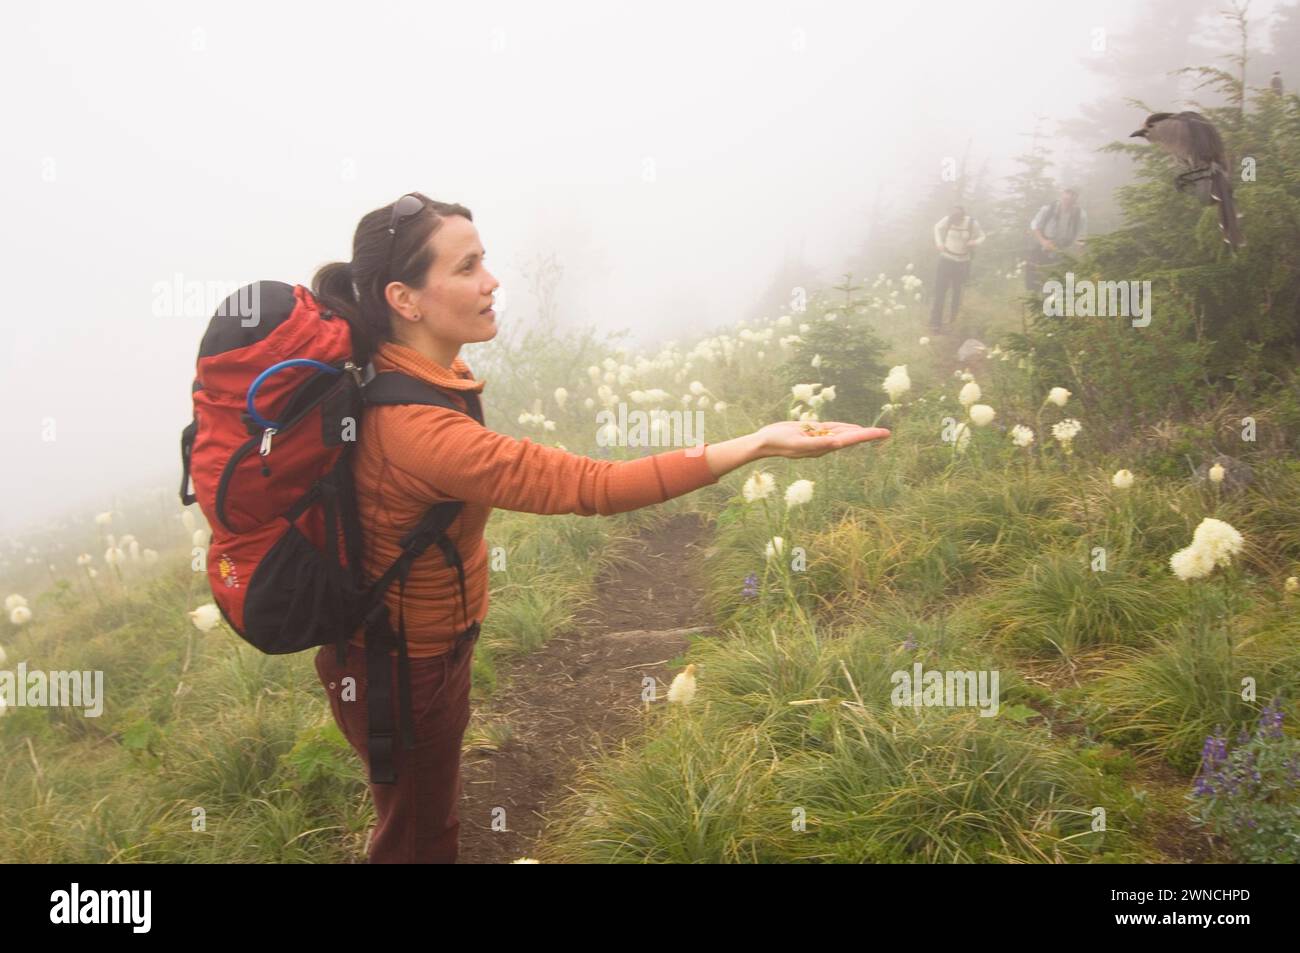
left=1210, top=167, right=1246, bottom=248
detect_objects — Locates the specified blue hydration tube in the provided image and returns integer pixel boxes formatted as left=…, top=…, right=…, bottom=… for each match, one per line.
left=246, top=359, right=341, bottom=431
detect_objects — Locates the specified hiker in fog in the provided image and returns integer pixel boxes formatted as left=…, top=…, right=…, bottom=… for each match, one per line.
left=307, top=193, right=892, bottom=863
left=1024, top=187, right=1087, bottom=291
left=929, top=204, right=986, bottom=332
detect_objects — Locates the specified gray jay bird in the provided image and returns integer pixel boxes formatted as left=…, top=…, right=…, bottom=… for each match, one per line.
left=1130, top=111, right=1245, bottom=248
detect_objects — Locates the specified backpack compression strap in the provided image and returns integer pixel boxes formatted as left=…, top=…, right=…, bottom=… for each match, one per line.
left=357, top=370, right=485, bottom=785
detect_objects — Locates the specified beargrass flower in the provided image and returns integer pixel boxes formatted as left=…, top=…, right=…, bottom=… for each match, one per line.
left=1051, top=418, right=1082, bottom=453
left=785, top=479, right=815, bottom=508
left=742, top=471, right=776, bottom=503
left=882, top=366, right=911, bottom=402
left=1169, top=517, right=1245, bottom=580
left=1010, top=425, right=1034, bottom=448
left=189, top=603, right=222, bottom=632
left=1191, top=517, right=1245, bottom=567
left=667, top=663, right=697, bottom=704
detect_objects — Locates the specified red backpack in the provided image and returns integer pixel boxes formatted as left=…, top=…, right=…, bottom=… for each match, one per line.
left=179, top=280, right=483, bottom=784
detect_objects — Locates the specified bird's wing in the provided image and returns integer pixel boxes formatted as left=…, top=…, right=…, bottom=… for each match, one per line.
left=1177, top=112, right=1229, bottom=168
left=1146, top=116, right=1199, bottom=167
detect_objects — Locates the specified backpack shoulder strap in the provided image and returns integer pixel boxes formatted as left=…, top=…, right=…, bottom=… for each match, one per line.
left=363, top=370, right=484, bottom=425
left=359, top=369, right=482, bottom=602
left=355, top=369, right=484, bottom=778
left=1042, top=202, right=1059, bottom=231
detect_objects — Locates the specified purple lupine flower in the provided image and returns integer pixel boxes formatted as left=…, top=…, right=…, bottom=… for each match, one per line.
left=1192, top=729, right=1231, bottom=800
left=903, top=634, right=917, bottom=651
left=1256, top=699, right=1285, bottom=741
left=742, top=573, right=760, bottom=598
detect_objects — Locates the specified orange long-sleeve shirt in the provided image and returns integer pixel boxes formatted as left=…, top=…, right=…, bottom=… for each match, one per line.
left=350, top=341, right=720, bottom=658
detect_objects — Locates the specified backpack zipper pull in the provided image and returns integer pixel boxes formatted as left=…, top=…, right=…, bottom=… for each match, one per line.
left=259, top=428, right=277, bottom=477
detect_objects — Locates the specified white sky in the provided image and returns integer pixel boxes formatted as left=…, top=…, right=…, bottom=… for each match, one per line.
left=0, top=0, right=1283, bottom=535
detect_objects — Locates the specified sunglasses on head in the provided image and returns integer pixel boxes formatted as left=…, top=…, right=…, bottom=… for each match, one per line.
left=385, top=193, right=428, bottom=276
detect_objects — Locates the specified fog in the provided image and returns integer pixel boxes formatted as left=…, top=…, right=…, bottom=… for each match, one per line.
left=0, top=0, right=1289, bottom=536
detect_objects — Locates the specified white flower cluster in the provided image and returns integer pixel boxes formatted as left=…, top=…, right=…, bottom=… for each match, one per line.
left=1169, top=518, right=1245, bottom=580
left=742, top=471, right=776, bottom=503
left=1051, top=418, right=1082, bottom=452
left=784, top=479, right=815, bottom=508
left=743, top=471, right=815, bottom=510
left=516, top=410, right=556, bottom=432
left=189, top=603, right=223, bottom=632
left=882, top=365, right=911, bottom=402
left=6, top=593, right=31, bottom=626
left=791, top=383, right=836, bottom=417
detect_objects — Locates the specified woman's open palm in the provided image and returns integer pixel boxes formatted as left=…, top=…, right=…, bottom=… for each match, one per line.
left=757, top=420, right=891, bottom=459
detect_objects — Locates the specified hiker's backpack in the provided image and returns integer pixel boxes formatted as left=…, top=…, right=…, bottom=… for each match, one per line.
left=942, top=214, right=980, bottom=260
left=178, top=280, right=484, bottom=785
left=1035, top=201, right=1082, bottom=246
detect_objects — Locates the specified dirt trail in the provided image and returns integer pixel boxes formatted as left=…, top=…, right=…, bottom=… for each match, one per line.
left=455, top=512, right=715, bottom=864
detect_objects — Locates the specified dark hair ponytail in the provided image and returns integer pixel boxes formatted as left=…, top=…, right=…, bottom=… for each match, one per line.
left=312, top=192, right=473, bottom=365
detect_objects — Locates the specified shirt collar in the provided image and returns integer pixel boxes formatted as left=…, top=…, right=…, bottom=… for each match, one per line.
left=373, top=341, right=486, bottom=393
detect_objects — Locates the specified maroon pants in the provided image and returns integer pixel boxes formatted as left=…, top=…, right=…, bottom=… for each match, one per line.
left=315, top=639, right=474, bottom=863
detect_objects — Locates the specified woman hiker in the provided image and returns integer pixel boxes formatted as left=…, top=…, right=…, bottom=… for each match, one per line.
left=310, top=192, right=892, bottom=863
left=929, top=204, right=986, bottom=332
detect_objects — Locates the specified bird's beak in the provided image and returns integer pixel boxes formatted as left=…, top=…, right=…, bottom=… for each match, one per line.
left=1129, top=129, right=1146, bottom=138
